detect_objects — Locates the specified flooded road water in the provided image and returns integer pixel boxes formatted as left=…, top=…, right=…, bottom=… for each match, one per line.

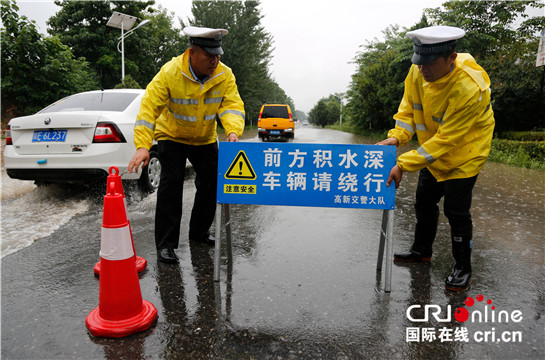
left=1, top=126, right=544, bottom=359
left=1, top=171, right=91, bottom=257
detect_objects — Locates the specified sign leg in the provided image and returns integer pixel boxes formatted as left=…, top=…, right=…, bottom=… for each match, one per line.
left=377, top=209, right=389, bottom=271
left=384, top=210, right=394, bottom=292
left=224, top=203, right=232, bottom=263
left=214, top=203, right=222, bottom=282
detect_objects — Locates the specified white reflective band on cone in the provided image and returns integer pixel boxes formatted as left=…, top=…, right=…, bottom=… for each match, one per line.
left=99, top=225, right=134, bottom=260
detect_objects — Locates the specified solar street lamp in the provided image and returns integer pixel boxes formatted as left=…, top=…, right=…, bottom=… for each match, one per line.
left=106, top=12, right=150, bottom=80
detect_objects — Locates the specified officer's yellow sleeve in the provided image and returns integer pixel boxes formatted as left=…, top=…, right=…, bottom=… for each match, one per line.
left=389, top=70, right=417, bottom=147
left=217, top=72, right=245, bottom=138
left=134, top=66, right=171, bottom=150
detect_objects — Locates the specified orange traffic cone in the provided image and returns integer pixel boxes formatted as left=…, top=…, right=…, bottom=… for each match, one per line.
left=86, top=181, right=157, bottom=337
left=94, top=167, right=147, bottom=276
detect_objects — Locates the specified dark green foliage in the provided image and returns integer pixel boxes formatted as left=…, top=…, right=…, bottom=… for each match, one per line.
left=346, top=23, right=424, bottom=132
left=309, top=95, right=341, bottom=128
left=1, top=0, right=295, bottom=130
left=346, top=0, right=545, bottom=134
left=492, top=139, right=545, bottom=159
left=114, top=74, right=141, bottom=89
left=48, top=0, right=185, bottom=90
left=131, top=5, right=186, bottom=88
left=489, top=138, right=545, bottom=170
left=498, top=131, right=545, bottom=141
left=189, top=0, right=294, bottom=124
left=1, top=0, right=98, bottom=122
left=426, top=0, right=545, bottom=132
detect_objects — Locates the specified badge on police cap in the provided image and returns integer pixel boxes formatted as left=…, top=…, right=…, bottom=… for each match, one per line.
left=406, top=26, right=465, bottom=65
left=183, top=26, right=228, bottom=56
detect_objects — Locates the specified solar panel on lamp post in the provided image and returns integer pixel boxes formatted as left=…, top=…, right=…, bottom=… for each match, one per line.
left=106, top=12, right=150, bottom=81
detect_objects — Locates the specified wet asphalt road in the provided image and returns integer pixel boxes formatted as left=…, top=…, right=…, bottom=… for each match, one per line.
left=2, top=127, right=544, bottom=359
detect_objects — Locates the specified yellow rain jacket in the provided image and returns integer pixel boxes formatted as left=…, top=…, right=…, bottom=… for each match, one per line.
left=388, top=53, right=495, bottom=181
left=134, top=49, right=245, bottom=149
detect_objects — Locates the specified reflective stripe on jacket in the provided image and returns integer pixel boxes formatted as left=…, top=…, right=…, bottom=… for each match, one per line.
left=134, top=49, right=245, bottom=148
left=388, top=53, right=495, bottom=181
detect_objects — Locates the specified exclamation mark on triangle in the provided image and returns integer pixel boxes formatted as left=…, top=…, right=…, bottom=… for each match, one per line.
left=225, top=150, right=256, bottom=180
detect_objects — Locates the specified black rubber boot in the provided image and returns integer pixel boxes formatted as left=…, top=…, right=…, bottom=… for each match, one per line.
left=393, top=248, right=432, bottom=262
left=445, top=235, right=472, bottom=291
left=394, top=209, right=438, bottom=262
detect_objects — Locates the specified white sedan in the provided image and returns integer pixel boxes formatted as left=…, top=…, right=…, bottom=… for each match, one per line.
left=4, top=89, right=161, bottom=193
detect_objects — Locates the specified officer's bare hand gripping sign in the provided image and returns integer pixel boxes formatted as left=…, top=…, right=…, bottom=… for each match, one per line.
left=128, top=26, right=245, bottom=264
left=377, top=26, right=495, bottom=291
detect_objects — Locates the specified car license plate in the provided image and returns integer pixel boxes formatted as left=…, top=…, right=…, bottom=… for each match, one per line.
left=32, top=129, right=67, bottom=142
left=270, top=130, right=281, bottom=135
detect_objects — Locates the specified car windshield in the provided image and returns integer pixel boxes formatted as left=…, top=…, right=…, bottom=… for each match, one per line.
left=38, top=92, right=140, bottom=113
left=261, top=106, right=289, bottom=119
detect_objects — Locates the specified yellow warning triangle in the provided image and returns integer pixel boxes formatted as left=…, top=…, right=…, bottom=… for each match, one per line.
left=225, top=150, right=256, bottom=180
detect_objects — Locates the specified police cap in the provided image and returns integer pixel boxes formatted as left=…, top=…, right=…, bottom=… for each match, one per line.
left=406, top=26, right=465, bottom=65
left=183, top=26, right=228, bottom=56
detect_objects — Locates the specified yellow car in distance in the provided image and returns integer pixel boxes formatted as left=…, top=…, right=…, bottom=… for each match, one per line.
left=257, top=104, right=294, bottom=141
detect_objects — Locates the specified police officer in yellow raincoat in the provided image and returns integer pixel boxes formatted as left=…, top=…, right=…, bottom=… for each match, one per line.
left=378, top=26, right=495, bottom=291
left=128, top=26, right=245, bottom=264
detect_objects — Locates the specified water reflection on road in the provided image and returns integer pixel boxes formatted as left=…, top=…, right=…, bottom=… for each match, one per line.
left=1, top=126, right=543, bottom=359
left=212, top=126, right=544, bottom=359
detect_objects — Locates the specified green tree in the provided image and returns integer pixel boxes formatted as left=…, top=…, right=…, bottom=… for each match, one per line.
left=325, top=94, right=341, bottom=125
left=309, top=99, right=328, bottom=127
left=114, top=74, right=141, bottom=89
left=189, top=0, right=293, bottom=124
left=347, top=23, right=418, bottom=131
left=130, top=5, right=186, bottom=87
left=426, top=0, right=545, bottom=132
left=1, top=0, right=97, bottom=123
left=309, top=95, right=340, bottom=128
left=347, top=1, right=544, bottom=133
left=48, top=0, right=166, bottom=89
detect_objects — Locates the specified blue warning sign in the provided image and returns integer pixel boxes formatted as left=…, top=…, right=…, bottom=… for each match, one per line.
left=217, top=142, right=396, bottom=210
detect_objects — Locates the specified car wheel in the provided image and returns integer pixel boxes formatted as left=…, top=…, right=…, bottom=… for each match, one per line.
left=138, top=150, right=161, bottom=193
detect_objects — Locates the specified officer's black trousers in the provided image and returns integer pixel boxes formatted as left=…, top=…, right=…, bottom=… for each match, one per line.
left=155, top=140, right=218, bottom=249
left=413, top=168, right=478, bottom=252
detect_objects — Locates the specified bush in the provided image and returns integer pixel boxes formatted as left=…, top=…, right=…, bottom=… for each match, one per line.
left=497, top=131, right=545, bottom=142
left=488, top=139, right=545, bottom=171
left=114, top=75, right=141, bottom=89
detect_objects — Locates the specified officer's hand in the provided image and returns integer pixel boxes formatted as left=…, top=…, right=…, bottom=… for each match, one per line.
left=128, top=148, right=150, bottom=174
left=386, top=165, right=403, bottom=189
left=227, top=133, right=239, bottom=142
left=376, top=137, right=399, bottom=146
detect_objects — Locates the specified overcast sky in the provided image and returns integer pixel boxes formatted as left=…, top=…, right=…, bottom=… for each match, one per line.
left=18, top=0, right=450, bottom=112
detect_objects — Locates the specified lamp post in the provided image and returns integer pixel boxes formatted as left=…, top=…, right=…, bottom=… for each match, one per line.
left=339, top=95, right=343, bottom=126
left=106, top=12, right=150, bottom=80
left=336, top=92, right=345, bottom=126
